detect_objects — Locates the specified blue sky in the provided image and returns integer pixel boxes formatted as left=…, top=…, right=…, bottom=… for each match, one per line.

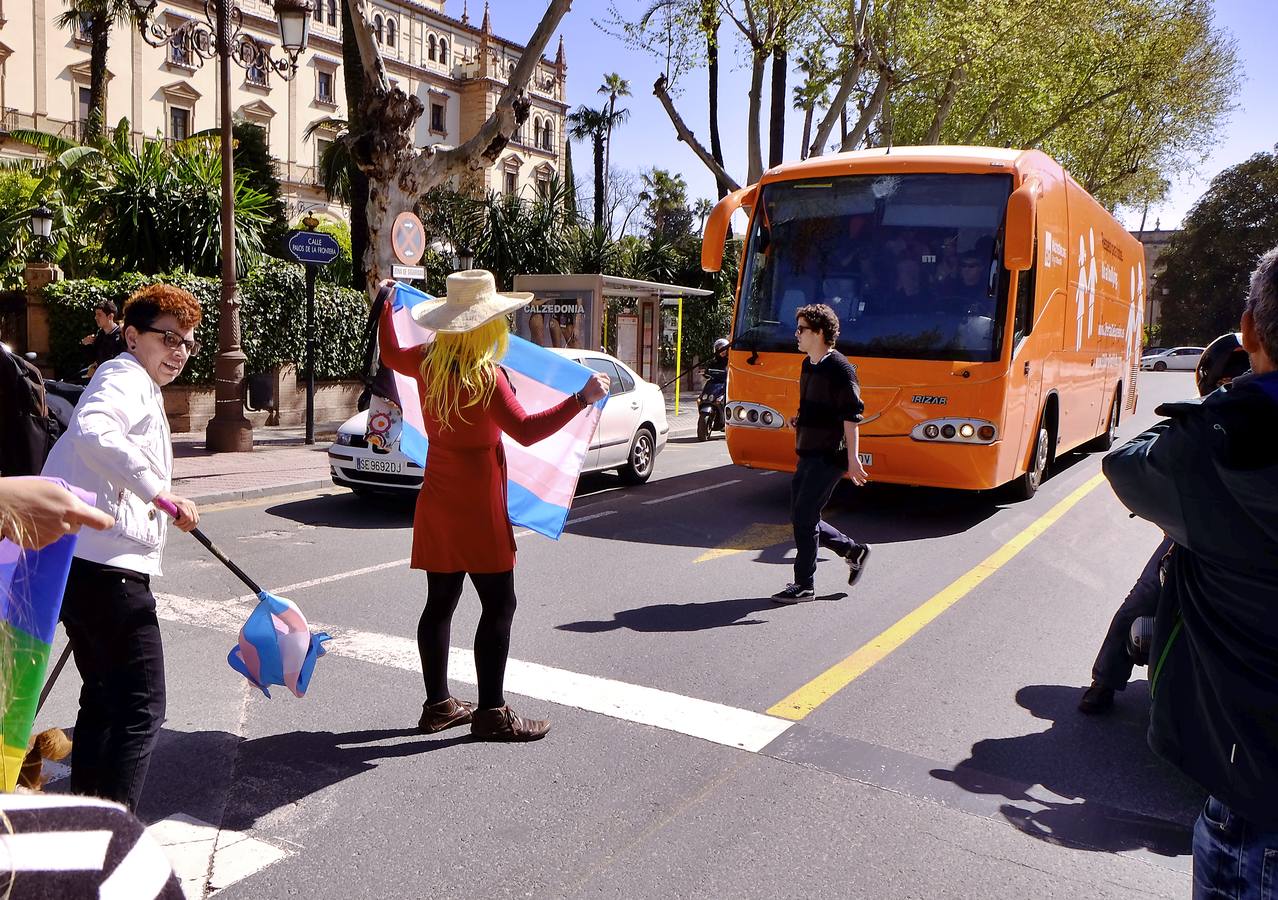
left=482, top=0, right=1276, bottom=231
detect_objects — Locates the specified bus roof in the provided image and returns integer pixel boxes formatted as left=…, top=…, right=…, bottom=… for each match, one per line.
left=762, top=145, right=1029, bottom=182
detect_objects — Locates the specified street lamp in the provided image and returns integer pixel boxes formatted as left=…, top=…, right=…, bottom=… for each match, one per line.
left=130, top=0, right=313, bottom=452
left=28, top=204, right=54, bottom=262
left=456, top=246, right=474, bottom=271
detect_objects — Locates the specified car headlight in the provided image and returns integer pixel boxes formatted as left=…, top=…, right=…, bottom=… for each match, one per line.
left=335, top=432, right=354, bottom=446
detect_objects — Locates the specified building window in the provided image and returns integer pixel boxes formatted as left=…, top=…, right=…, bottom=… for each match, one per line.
left=317, top=70, right=335, bottom=104
left=385, top=18, right=396, bottom=48
left=428, top=34, right=437, bottom=62
left=77, top=86, right=92, bottom=137
left=75, top=15, right=93, bottom=43
left=543, top=121, right=554, bottom=152
left=327, top=0, right=337, bottom=26
left=246, top=59, right=268, bottom=87
left=373, top=14, right=383, bottom=43
left=312, top=1, right=322, bottom=22
left=536, top=171, right=551, bottom=198
left=315, top=135, right=333, bottom=168
left=168, top=38, right=192, bottom=68
left=512, top=121, right=523, bottom=145
left=169, top=106, right=190, bottom=141
left=439, top=39, right=448, bottom=65
left=430, top=102, right=444, bottom=133
left=504, top=170, right=518, bottom=196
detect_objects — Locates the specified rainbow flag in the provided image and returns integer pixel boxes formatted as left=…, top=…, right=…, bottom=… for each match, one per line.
left=0, top=529, right=77, bottom=791
left=371, top=282, right=603, bottom=539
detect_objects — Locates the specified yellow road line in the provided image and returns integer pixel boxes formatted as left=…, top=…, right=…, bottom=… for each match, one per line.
left=766, top=472, right=1108, bottom=721
left=694, top=523, right=793, bottom=563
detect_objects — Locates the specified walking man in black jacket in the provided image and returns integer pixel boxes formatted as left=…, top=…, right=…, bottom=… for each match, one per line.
left=772, top=304, right=871, bottom=603
left=1103, top=245, right=1278, bottom=898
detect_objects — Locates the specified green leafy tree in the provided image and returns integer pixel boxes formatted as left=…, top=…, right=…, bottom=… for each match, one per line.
left=1157, top=149, right=1278, bottom=345
left=55, top=0, right=136, bottom=141
left=568, top=105, right=613, bottom=231
left=639, top=168, right=694, bottom=240
left=231, top=122, right=289, bottom=256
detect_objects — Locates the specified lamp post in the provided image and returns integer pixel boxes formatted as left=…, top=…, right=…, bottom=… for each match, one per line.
left=456, top=246, right=474, bottom=272
left=28, top=204, right=54, bottom=260
left=128, top=0, right=313, bottom=452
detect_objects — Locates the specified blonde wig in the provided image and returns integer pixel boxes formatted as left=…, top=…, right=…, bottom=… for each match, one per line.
left=419, top=317, right=510, bottom=429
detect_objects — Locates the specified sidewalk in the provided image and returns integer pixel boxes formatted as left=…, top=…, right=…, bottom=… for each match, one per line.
left=172, top=401, right=704, bottom=506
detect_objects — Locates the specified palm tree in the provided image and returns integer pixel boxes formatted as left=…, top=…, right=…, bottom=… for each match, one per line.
left=597, top=73, right=631, bottom=207
left=693, top=198, right=714, bottom=233
left=303, top=117, right=353, bottom=207
left=638, top=168, right=689, bottom=239
left=56, top=0, right=136, bottom=141
left=567, top=105, right=609, bottom=230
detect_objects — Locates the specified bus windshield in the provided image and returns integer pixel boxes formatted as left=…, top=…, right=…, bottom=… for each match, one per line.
left=736, top=173, right=1014, bottom=362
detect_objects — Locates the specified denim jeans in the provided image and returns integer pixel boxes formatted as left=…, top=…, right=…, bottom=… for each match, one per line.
left=60, top=557, right=167, bottom=813
left=1194, top=795, right=1278, bottom=899
left=791, top=454, right=856, bottom=588
left=1091, top=536, right=1172, bottom=689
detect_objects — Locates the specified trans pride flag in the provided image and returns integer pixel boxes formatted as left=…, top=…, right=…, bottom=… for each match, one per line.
left=371, top=282, right=603, bottom=540
left=0, top=493, right=79, bottom=790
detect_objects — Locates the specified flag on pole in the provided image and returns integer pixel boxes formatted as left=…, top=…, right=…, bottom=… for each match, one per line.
left=0, top=485, right=82, bottom=791
left=369, top=282, right=603, bottom=539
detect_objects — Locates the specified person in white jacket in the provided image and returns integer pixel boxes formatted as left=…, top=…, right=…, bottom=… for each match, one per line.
left=42, top=283, right=202, bottom=811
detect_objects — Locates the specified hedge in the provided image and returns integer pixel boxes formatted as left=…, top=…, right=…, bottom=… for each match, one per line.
left=43, top=265, right=370, bottom=385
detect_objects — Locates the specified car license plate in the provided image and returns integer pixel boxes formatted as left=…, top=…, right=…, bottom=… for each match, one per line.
left=858, top=453, right=873, bottom=466
left=357, top=456, right=404, bottom=475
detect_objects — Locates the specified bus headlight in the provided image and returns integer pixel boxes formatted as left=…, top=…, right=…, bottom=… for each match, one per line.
left=725, top=402, right=785, bottom=430
left=911, top=418, right=998, bottom=444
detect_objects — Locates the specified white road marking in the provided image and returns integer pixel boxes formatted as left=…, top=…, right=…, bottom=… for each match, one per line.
left=270, top=559, right=411, bottom=595
left=149, top=813, right=289, bottom=898
left=154, top=593, right=792, bottom=753
left=641, top=480, right=741, bottom=505
left=564, top=509, right=617, bottom=525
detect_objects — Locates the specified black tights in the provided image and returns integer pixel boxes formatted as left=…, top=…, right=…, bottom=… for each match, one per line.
left=419, top=570, right=517, bottom=710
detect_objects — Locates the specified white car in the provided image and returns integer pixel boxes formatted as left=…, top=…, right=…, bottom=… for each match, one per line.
left=328, top=349, right=668, bottom=495
left=1141, top=346, right=1205, bottom=371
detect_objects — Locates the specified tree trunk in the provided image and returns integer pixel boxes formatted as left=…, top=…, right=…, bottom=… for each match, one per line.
left=745, top=48, right=766, bottom=184
left=768, top=40, right=786, bottom=167
left=843, top=75, right=890, bottom=151
left=840, top=105, right=848, bottom=145
left=800, top=105, right=813, bottom=160
left=603, top=96, right=615, bottom=223
left=808, top=57, right=865, bottom=158
left=563, top=138, right=578, bottom=219
left=924, top=65, right=964, bottom=145
left=705, top=7, right=727, bottom=199
left=593, top=132, right=605, bottom=229
left=342, top=0, right=370, bottom=292
left=86, top=11, right=110, bottom=141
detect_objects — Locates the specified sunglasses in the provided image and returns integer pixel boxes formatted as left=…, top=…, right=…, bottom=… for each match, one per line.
left=139, top=326, right=201, bottom=356
left=795, top=324, right=816, bottom=334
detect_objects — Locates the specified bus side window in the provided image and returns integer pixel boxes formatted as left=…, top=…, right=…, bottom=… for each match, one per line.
left=1013, top=250, right=1037, bottom=344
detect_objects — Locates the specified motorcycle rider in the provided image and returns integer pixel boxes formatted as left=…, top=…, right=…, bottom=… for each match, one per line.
left=1078, top=331, right=1252, bottom=714
left=696, top=339, right=730, bottom=440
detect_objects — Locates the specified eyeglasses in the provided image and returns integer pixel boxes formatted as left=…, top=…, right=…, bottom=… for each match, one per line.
left=139, top=326, right=200, bottom=356
left=795, top=324, right=815, bottom=334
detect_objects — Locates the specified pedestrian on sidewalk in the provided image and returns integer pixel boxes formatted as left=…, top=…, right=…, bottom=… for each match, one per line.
left=378, top=272, right=609, bottom=742
left=772, top=303, right=871, bottom=603
left=41, top=283, right=203, bottom=811
left=80, top=300, right=126, bottom=371
left=1103, top=246, right=1278, bottom=898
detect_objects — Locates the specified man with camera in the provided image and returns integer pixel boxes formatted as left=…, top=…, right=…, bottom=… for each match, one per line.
left=1103, top=246, right=1278, bottom=897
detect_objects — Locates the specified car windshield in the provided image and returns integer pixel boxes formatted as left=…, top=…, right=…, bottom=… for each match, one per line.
left=735, top=173, right=1014, bottom=362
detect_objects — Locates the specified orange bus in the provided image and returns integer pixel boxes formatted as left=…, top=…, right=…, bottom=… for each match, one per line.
left=701, top=146, right=1145, bottom=498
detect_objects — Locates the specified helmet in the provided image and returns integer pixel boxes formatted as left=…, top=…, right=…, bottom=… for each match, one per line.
left=1195, top=332, right=1250, bottom=397
left=713, top=338, right=729, bottom=354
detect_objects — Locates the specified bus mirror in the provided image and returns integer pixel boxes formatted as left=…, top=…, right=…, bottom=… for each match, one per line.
left=1004, top=179, right=1039, bottom=272
left=702, top=185, right=758, bottom=272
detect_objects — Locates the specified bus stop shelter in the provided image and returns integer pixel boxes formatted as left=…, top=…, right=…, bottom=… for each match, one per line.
left=511, top=274, right=713, bottom=412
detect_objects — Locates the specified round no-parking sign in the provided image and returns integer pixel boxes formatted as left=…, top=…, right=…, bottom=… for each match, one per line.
left=392, top=211, right=425, bottom=265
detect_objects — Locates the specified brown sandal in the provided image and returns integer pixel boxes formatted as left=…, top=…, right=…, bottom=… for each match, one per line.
left=417, top=697, right=475, bottom=734
left=470, top=705, right=550, bottom=742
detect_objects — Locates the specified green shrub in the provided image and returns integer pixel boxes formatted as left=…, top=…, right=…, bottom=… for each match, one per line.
left=44, top=265, right=369, bottom=385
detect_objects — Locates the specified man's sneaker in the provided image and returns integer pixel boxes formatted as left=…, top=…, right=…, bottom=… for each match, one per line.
left=846, top=544, right=872, bottom=587
left=772, top=583, right=815, bottom=603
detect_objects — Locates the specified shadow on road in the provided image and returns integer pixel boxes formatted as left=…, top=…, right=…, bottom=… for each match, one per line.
left=930, top=683, right=1202, bottom=857
left=557, top=591, right=848, bottom=633
left=136, top=726, right=470, bottom=829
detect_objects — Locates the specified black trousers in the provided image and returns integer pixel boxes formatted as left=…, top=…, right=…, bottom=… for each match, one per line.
left=1090, top=537, right=1171, bottom=690
left=59, top=557, right=166, bottom=813
left=418, top=571, right=518, bottom=710
left=791, top=455, right=857, bottom=588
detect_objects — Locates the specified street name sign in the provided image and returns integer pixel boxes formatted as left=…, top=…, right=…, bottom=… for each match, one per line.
left=287, top=231, right=341, bottom=265
left=392, top=265, right=427, bottom=280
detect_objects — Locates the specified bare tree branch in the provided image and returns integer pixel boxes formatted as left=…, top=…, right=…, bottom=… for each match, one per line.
left=841, top=70, right=890, bottom=151
left=654, top=73, right=742, bottom=192
left=344, top=0, right=388, bottom=92
left=924, top=65, right=965, bottom=144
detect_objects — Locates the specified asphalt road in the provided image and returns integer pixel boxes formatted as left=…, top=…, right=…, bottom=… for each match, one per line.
left=39, top=371, right=1204, bottom=899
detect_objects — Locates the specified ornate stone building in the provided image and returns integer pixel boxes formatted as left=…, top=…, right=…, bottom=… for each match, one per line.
left=0, top=0, right=568, bottom=220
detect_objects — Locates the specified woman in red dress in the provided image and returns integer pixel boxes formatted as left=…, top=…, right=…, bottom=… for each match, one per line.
left=379, top=271, right=609, bottom=741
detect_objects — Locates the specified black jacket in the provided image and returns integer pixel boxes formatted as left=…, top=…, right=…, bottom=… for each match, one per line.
left=1102, top=371, right=1278, bottom=827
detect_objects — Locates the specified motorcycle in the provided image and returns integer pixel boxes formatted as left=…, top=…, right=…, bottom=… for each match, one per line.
left=696, top=365, right=726, bottom=442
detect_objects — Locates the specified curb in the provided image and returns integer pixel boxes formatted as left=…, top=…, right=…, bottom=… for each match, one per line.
left=183, top=478, right=336, bottom=507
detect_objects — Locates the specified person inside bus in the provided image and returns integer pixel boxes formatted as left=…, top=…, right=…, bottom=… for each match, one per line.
left=890, top=256, right=928, bottom=313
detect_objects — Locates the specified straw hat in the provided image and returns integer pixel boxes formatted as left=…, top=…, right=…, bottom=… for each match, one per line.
left=410, top=269, right=532, bottom=333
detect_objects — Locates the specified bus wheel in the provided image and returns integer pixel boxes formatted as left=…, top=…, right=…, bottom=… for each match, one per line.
left=1007, top=419, right=1050, bottom=501
left=1086, top=392, right=1121, bottom=452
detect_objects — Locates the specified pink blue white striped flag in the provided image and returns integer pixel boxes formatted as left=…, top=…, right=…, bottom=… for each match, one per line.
left=372, top=281, right=603, bottom=540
